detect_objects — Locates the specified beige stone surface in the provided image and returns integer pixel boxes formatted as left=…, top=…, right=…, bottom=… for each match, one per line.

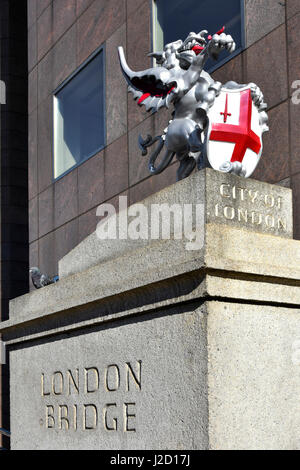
left=58, top=170, right=206, bottom=279
left=206, top=274, right=300, bottom=305
left=207, top=301, right=300, bottom=450
left=5, top=237, right=206, bottom=331
left=2, top=223, right=300, bottom=337
left=205, top=223, right=300, bottom=280
left=10, top=305, right=208, bottom=450
left=7, top=299, right=300, bottom=450
left=59, top=169, right=293, bottom=279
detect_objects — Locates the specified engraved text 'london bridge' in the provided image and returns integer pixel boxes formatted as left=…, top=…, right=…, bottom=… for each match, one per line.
left=41, top=361, right=142, bottom=433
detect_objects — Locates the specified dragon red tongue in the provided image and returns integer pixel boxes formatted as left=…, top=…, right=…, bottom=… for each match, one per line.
left=192, top=45, right=204, bottom=55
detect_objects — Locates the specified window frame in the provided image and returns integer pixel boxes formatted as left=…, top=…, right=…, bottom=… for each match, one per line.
left=52, top=44, right=106, bottom=182
left=151, top=0, right=245, bottom=73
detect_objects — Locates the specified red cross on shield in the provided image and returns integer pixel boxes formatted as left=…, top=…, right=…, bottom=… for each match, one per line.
left=206, top=86, right=263, bottom=178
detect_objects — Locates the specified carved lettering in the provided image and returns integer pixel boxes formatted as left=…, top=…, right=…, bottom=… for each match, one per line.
left=103, top=404, right=118, bottom=431
left=223, top=206, right=235, bottom=220
left=68, top=369, right=79, bottom=395
left=215, top=203, right=220, bottom=217
left=105, top=365, right=120, bottom=392
left=84, top=404, right=98, bottom=430
left=41, top=361, right=142, bottom=433
left=220, top=184, right=231, bottom=198
left=41, top=373, right=50, bottom=396
left=212, top=183, right=289, bottom=234
left=214, top=183, right=288, bottom=232
left=85, top=367, right=99, bottom=393
left=251, top=212, right=262, bottom=225
left=264, top=194, right=275, bottom=208
left=46, top=405, right=55, bottom=429
left=52, top=372, right=64, bottom=395
left=124, top=403, right=136, bottom=432
left=59, top=405, right=69, bottom=430
left=265, top=214, right=275, bottom=228
left=278, top=217, right=287, bottom=231
left=277, top=197, right=282, bottom=209
left=238, top=208, right=248, bottom=223
left=248, top=190, right=258, bottom=204
left=126, top=361, right=142, bottom=391
left=237, top=187, right=246, bottom=201
left=73, top=405, right=78, bottom=431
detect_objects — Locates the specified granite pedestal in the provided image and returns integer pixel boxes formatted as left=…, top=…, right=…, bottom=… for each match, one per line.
left=1, top=169, right=300, bottom=450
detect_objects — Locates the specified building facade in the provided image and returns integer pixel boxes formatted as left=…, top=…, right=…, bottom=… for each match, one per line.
left=0, top=0, right=28, bottom=449
left=0, top=0, right=299, bottom=448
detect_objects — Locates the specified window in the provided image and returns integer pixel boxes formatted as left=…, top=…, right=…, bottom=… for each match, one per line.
left=54, top=50, right=105, bottom=179
left=153, top=0, right=244, bottom=72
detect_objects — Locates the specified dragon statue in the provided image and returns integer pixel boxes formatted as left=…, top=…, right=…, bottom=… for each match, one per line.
left=118, top=28, right=269, bottom=181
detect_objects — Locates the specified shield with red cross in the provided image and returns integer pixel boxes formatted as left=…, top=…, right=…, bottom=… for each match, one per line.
left=206, top=85, right=263, bottom=178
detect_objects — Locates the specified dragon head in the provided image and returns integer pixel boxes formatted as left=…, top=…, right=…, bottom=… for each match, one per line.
left=149, top=30, right=208, bottom=71
left=117, top=27, right=226, bottom=112
left=176, top=30, right=208, bottom=66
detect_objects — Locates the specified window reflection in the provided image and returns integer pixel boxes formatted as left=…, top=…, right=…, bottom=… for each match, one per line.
left=153, top=0, right=243, bottom=71
left=54, top=52, right=105, bottom=179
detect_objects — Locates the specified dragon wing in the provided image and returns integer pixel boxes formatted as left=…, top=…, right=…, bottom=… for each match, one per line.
left=118, top=47, right=177, bottom=112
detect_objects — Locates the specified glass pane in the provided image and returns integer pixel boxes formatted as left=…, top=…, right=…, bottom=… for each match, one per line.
left=154, top=0, right=242, bottom=71
left=54, top=52, right=105, bottom=179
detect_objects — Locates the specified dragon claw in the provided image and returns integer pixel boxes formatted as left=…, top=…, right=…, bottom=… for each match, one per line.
left=209, top=33, right=236, bottom=58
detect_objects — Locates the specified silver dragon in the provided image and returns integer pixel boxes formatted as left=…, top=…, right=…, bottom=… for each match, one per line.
left=118, top=29, right=269, bottom=181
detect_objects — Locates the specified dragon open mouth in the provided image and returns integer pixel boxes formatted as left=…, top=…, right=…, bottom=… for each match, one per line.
left=192, top=44, right=205, bottom=55
left=178, top=36, right=206, bottom=56
left=130, top=78, right=177, bottom=104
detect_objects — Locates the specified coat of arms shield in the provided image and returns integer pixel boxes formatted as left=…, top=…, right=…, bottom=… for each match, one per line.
left=206, top=85, right=263, bottom=178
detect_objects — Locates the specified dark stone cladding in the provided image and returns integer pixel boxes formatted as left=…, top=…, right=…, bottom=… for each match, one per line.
left=0, top=0, right=28, bottom=449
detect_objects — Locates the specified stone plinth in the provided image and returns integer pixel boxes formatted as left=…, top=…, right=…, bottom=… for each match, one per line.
left=1, top=169, right=299, bottom=450
left=59, top=168, right=293, bottom=279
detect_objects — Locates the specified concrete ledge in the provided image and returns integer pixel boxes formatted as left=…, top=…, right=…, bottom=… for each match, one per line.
left=1, top=224, right=300, bottom=345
